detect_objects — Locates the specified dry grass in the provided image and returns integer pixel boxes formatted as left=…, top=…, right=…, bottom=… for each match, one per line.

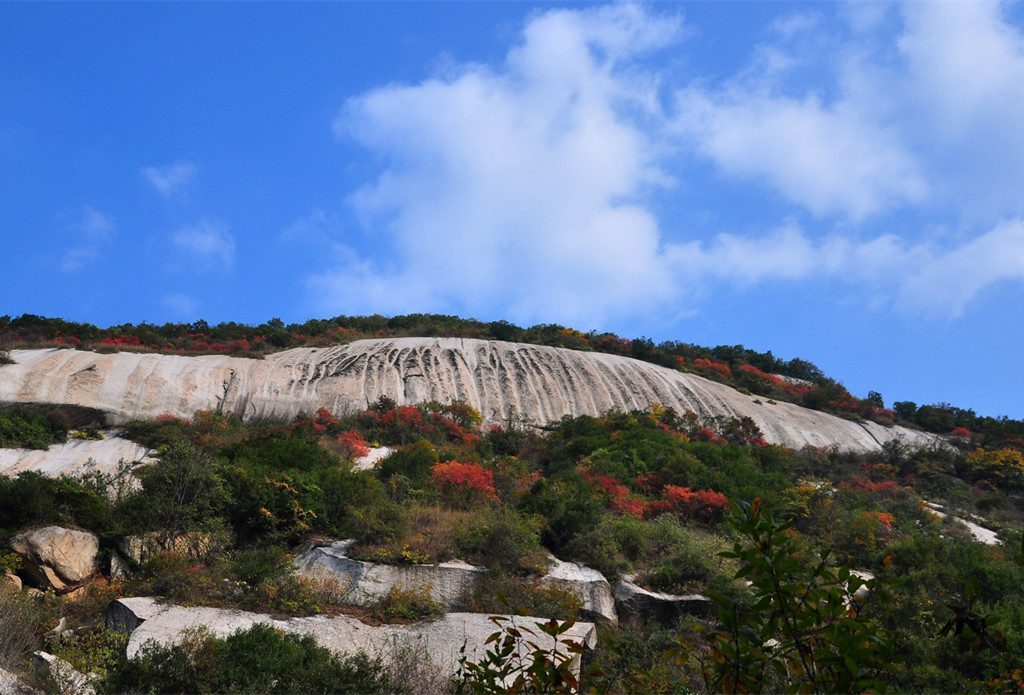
left=0, top=587, right=54, bottom=670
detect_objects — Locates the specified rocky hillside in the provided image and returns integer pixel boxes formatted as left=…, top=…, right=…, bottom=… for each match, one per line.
left=0, top=338, right=936, bottom=452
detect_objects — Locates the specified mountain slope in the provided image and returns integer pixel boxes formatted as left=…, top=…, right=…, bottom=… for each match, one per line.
left=0, top=338, right=938, bottom=452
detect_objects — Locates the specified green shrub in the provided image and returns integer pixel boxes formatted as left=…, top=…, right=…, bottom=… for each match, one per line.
left=119, top=442, right=230, bottom=546
left=0, top=471, right=117, bottom=542
left=0, top=350, right=12, bottom=365
left=376, top=439, right=438, bottom=487
left=470, top=570, right=583, bottom=621
left=456, top=506, right=547, bottom=574
left=0, top=586, right=54, bottom=669
left=0, top=405, right=70, bottom=449
left=109, top=624, right=393, bottom=694
left=55, top=628, right=127, bottom=682
left=372, top=585, right=444, bottom=622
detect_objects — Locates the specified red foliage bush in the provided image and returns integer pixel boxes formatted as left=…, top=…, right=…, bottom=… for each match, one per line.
left=431, top=460, right=498, bottom=503
left=337, top=430, right=370, bottom=460
left=693, top=358, right=731, bottom=379
left=649, top=484, right=729, bottom=524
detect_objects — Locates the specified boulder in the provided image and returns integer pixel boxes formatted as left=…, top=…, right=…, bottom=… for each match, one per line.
left=31, top=652, right=94, bottom=695
left=105, top=597, right=165, bottom=635
left=2, top=573, right=21, bottom=592
left=126, top=602, right=597, bottom=681
left=10, top=527, right=98, bottom=594
left=0, top=667, right=41, bottom=695
left=117, top=531, right=212, bottom=566
left=294, top=540, right=483, bottom=608
left=614, top=576, right=714, bottom=625
left=540, top=556, right=617, bottom=623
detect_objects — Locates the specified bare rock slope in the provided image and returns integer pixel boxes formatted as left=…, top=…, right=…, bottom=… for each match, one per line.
left=0, top=338, right=936, bottom=452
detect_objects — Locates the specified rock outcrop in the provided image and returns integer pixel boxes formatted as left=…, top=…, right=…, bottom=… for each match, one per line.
left=294, top=540, right=483, bottom=608
left=1, top=339, right=939, bottom=452
left=0, top=667, right=41, bottom=695
left=541, top=556, right=617, bottom=623
left=105, top=597, right=165, bottom=635
left=0, top=436, right=151, bottom=480
left=10, top=527, right=98, bottom=594
left=124, top=603, right=597, bottom=680
left=614, top=576, right=714, bottom=625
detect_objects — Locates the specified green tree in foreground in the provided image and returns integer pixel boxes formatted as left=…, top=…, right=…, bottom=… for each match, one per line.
left=675, top=499, right=890, bottom=694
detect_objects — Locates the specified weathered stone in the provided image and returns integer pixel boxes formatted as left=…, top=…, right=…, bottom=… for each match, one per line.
left=126, top=603, right=597, bottom=681
left=117, top=532, right=211, bottom=565
left=294, top=540, right=483, bottom=608
left=614, top=576, right=714, bottom=625
left=1, top=341, right=942, bottom=453
left=108, top=552, right=130, bottom=581
left=540, top=556, right=617, bottom=623
left=32, top=652, right=94, bottom=695
left=0, top=667, right=41, bottom=695
left=0, top=436, right=151, bottom=481
left=352, top=446, right=395, bottom=472
left=2, top=572, right=21, bottom=591
left=10, top=527, right=98, bottom=593
left=105, top=597, right=166, bottom=635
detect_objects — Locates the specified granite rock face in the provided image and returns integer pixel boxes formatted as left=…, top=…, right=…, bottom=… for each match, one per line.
left=125, top=603, right=597, bottom=681
left=540, top=556, right=617, bottom=623
left=293, top=540, right=483, bottom=608
left=614, top=576, right=714, bottom=625
left=10, top=527, right=98, bottom=593
left=0, top=435, right=150, bottom=480
left=1, top=339, right=939, bottom=452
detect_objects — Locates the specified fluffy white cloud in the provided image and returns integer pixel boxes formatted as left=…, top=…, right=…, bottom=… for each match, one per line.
left=142, top=160, right=197, bottom=196
left=312, top=5, right=683, bottom=326
left=673, top=88, right=927, bottom=220
left=307, top=2, right=1024, bottom=326
left=668, top=220, right=1024, bottom=317
left=171, top=219, right=235, bottom=269
left=61, top=206, right=115, bottom=272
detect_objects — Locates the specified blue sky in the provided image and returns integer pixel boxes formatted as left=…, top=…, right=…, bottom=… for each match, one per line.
left=2, top=2, right=1024, bottom=418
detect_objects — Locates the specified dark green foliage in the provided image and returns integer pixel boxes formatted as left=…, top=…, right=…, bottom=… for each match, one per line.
left=454, top=616, right=585, bottom=694
left=0, top=405, right=71, bottom=449
left=120, top=442, right=230, bottom=545
left=376, top=439, right=438, bottom=486
left=676, top=499, right=891, bottom=693
left=470, top=570, right=583, bottom=621
left=0, top=471, right=116, bottom=543
left=108, top=624, right=393, bottom=694
left=455, top=506, right=547, bottom=574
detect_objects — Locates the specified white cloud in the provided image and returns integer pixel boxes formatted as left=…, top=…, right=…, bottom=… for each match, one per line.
left=667, top=219, right=1024, bottom=317
left=671, top=32, right=927, bottom=221
left=142, top=160, right=197, bottom=196
left=161, top=292, right=199, bottom=317
left=313, top=4, right=684, bottom=326
left=61, top=206, right=115, bottom=272
left=171, top=219, right=235, bottom=269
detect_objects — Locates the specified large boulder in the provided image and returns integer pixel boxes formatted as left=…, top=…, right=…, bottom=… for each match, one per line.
left=126, top=602, right=597, bottom=681
left=10, top=527, right=98, bottom=594
left=540, top=556, right=617, bottom=623
left=294, top=540, right=483, bottom=608
left=614, top=576, right=714, bottom=625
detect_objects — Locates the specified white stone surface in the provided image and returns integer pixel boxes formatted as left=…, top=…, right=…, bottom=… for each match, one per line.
left=541, top=556, right=617, bottom=623
left=126, top=604, right=596, bottom=680
left=105, top=597, right=167, bottom=635
left=1, top=340, right=941, bottom=452
left=0, top=436, right=151, bottom=479
left=293, top=540, right=482, bottom=608
left=0, top=667, right=41, bottom=695
left=925, top=502, right=1001, bottom=545
left=352, top=446, right=394, bottom=472
left=31, top=652, right=93, bottom=695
